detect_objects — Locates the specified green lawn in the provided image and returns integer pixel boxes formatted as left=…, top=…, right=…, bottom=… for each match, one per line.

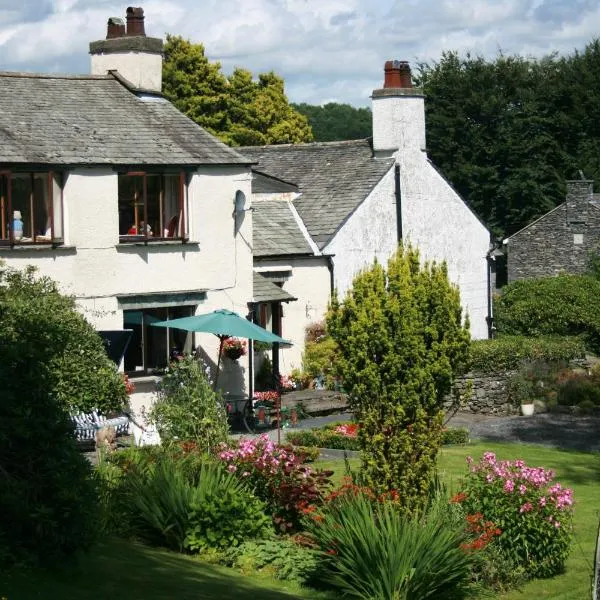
left=318, top=441, right=600, bottom=600
left=0, top=538, right=329, bottom=600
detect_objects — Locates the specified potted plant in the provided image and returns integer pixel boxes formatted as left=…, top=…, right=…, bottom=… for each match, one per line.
left=507, top=370, right=536, bottom=416
left=222, top=337, right=247, bottom=361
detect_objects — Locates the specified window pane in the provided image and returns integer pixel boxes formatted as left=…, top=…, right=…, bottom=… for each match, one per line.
left=33, top=173, right=51, bottom=241
left=164, top=175, right=182, bottom=238
left=11, top=174, right=30, bottom=241
left=52, top=175, right=63, bottom=240
left=123, top=306, right=194, bottom=374
left=118, top=174, right=145, bottom=236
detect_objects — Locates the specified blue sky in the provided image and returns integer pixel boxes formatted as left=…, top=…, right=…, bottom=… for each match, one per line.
left=0, top=0, right=598, bottom=106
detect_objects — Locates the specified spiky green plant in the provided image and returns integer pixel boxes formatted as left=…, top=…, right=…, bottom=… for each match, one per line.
left=307, top=492, right=472, bottom=600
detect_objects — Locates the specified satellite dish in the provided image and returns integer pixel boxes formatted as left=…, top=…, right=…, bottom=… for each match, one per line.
left=234, top=190, right=247, bottom=213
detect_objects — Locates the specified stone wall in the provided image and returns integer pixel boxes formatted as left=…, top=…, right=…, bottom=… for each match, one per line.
left=450, top=370, right=519, bottom=415
left=507, top=180, right=600, bottom=282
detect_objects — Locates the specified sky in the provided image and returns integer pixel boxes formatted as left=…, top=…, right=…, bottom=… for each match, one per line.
left=0, top=0, right=599, bottom=107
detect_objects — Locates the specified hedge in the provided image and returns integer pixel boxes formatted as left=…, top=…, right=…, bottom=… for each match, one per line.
left=286, top=425, right=469, bottom=450
left=469, top=336, right=586, bottom=373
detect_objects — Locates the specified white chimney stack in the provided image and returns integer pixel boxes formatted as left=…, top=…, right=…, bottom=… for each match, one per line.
left=89, top=7, right=163, bottom=93
left=371, top=60, right=426, bottom=157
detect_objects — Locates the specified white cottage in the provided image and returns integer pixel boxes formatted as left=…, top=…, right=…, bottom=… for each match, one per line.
left=0, top=8, right=255, bottom=408
left=245, top=61, right=492, bottom=373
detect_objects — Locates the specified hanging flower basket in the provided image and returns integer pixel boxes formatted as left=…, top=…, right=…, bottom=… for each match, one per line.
left=222, top=337, right=247, bottom=361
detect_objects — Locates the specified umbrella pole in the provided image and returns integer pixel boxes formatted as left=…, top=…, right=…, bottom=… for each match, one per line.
left=214, top=335, right=225, bottom=391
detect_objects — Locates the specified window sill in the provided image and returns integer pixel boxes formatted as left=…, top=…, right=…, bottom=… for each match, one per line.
left=0, top=243, right=75, bottom=252
left=117, top=240, right=200, bottom=250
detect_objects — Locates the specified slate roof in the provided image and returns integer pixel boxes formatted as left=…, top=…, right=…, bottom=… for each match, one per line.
left=253, top=272, right=296, bottom=303
left=0, top=72, right=251, bottom=166
left=253, top=200, right=314, bottom=257
left=240, top=140, right=394, bottom=248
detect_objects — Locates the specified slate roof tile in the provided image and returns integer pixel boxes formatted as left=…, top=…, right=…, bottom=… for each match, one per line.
left=253, top=200, right=313, bottom=257
left=253, top=272, right=296, bottom=303
left=0, top=72, right=250, bottom=166
left=240, top=140, right=394, bottom=248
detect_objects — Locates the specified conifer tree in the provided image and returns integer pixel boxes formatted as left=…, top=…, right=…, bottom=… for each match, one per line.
left=327, top=246, right=470, bottom=512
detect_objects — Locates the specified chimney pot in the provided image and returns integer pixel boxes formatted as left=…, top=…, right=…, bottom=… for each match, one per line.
left=384, top=60, right=412, bottom=89
left=106, top=17, right=125, bottom=39
left=126, top=6, right=146, bottom=36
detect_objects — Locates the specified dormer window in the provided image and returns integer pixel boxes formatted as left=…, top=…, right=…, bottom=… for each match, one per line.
left=0, top=171, right=63, bottom=245
left=118, top=172, right=187, bottom=243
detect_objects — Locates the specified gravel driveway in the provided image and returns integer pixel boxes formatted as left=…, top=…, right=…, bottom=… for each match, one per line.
left=259, top=411, right=600, bottom=453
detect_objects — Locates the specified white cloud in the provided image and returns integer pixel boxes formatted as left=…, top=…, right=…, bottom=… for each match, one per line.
left=0, top=0, right=599, bottom=106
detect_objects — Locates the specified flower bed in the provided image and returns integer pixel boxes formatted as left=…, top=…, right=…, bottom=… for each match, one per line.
left=286, top=422, right=469, bottom=450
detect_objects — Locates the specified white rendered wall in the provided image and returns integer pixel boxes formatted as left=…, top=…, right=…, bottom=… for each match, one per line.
left=324, top=167, right=398, bottom=297
left=0, top=166, right=254, bottom=399
left=399, top=152, right=490, bottom=339
left=254, top=257, right=331, bottom=374
left=91, top=52, right=162, bottom=92
left=372, top=94, right=426, bottom=153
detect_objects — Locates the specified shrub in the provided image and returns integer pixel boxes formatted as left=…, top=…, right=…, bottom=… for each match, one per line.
left=557, top=372, right=600, bottom=406
left=302, top=335, right=338, bottom=389
left=457, top=452, right=574, bottom=579
left=225, top=539, right=320, bottom=584
left=494, top=274, right=600, bottom=352
left=443, top=427, right=470, bottom=445
left=150, top=355, right=229, bottom=450
left=305, top=491, right=472, bottom=599
left=217, top=435, right=332, bottom=531
left=469, top=335, right=585, bottom=373
left=328, top=246, right=470, bottom=514
left=0, top=265, right=111, bottom=568
left=108, top=451, right=269, bottom=553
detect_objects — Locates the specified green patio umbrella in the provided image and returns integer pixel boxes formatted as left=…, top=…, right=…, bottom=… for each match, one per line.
left=150, top=309, right=290, bottom=388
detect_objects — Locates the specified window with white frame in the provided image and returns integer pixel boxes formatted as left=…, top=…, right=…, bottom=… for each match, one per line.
left=118, top=172, right=187, bottom=242
left=0, top=171, right=63, bottom=244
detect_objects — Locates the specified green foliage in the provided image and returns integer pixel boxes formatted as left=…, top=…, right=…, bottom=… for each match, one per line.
left=306, top=491, right=472, bottom=599
left=225, top=538, right=320, bottom=584
left=302, top=336, right=338, bottom=389
left=287, top=424, right=470, bottom=449
left=557, top=373, right=600, bottom=406
left=442, top=427, right=470, bottom=445
left=506, top=371, right=537, bottom=406
left=458, top=452, right=574, bottom=580
left=327, top=246, right=470, bottom=512
left=470, top=335, right=586, bottom=372
left=417, top=51, right=574, bottom=237
left=0, top=264, right=101, bottom=567
left=494, top=275, right=600, bottom=352
left=102, top=449, right=269, bottom=553
left=150, top=355, right=229, bottom=450
left=292, top=102, right=372, bottom=141
left=0, top=264, right=127, bottom=414
left=163, top=36, right=313, bottom=146
left=185, top=488, right=270, bottom=553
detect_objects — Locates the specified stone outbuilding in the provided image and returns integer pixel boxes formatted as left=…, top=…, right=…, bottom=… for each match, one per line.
left=505, top=180, right=600, bottom=282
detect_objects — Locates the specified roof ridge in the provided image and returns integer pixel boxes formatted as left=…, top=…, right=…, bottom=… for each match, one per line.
left=240, top=138, right=371, bottom=151
left=0, top=71, right=111, bottom=80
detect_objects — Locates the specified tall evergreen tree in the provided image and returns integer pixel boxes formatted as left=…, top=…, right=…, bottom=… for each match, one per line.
left=327, top=246, right=470, bottom=513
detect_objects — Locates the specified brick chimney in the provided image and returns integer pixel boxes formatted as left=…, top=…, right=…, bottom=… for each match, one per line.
left=126, top=7, right=145, bottom=36
left=89, top=7, right=163, bottom=93
left=371, top=60, right=426, bottom=157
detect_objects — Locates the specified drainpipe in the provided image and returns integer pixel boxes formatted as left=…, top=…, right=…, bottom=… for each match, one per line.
left=395, top=164, right=402, bottom=244
left=326, top=255, right=335, bottom=296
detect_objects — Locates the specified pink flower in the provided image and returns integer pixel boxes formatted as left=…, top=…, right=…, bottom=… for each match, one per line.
left=519, top=502, right=533, bottom=513
left=554, top=521, right=561, bottom=528
left=227, top=464, right=237, bottom=473
left=503, top=479, right=515, bottom=493
left=519, top=484, right=527, bottom=495
left=539, top=496, right=546, bottom=507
